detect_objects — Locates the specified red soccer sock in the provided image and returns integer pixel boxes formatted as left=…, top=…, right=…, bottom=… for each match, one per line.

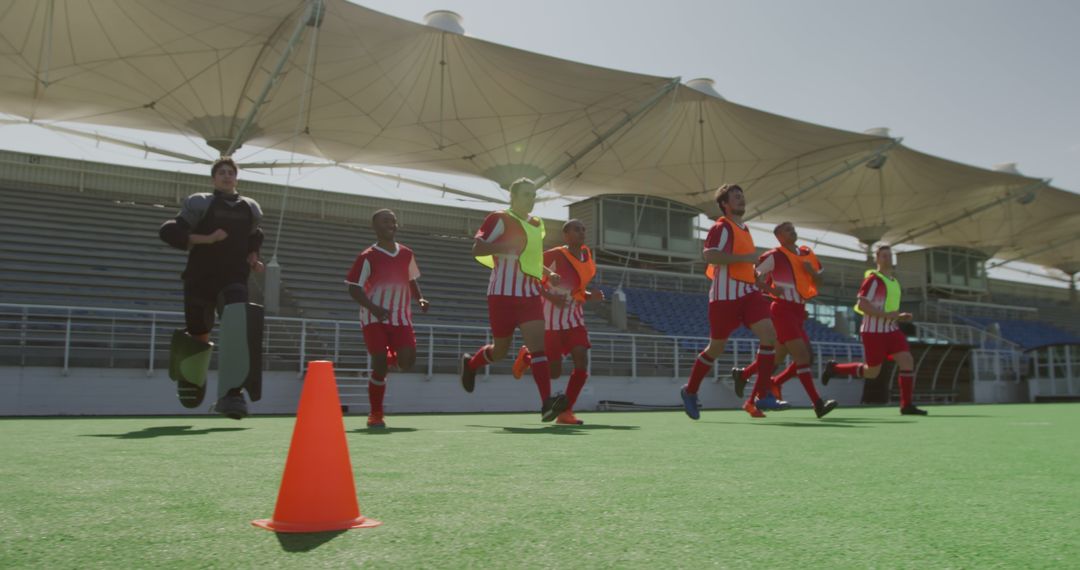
left=796, top=365, right=821, bottom=403
left=467, top=345, right=495, bottom=370
left=740, top=358, right=759, bottom=381
left=774, top=361, right=798, bottom=386
left=566, top=368, right=588, bottom=408
left=530, top=351, right=552, bottom=401
left=750, top=346, right=776, bottom=400
left=899, top=371, right=914, bottom=408
left=834, top=362, right=866, bottom=378
left=685, top=352, right=716, bottom=394
left=368, top=372, right=387, bottom=417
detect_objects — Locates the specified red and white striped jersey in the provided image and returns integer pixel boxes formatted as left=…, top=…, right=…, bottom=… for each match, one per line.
left=756, top=248, right=822, bottom=304
left=858, top=273, right=899, bottom=333
left=344, top=243, right=421, bottom=327
left=704, top=219, right=757, bottom=302
left=542, top=247, right=587, bottom=331
left=475, top=212, right=542, bottom=297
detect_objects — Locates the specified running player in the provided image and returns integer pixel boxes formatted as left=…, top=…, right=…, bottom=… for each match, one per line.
left=680, top=183, right=779, bottom=419
left=511, top=219, right=604, bottom=425
left=821, top=244, right=927, bottom=415
left=460, top=178, right=569, bottom=422
left=345, top=209, right=429, bottom=429
left=734, top=222, right=837, bottom=418
left=159, top=157, right=265, bottom=419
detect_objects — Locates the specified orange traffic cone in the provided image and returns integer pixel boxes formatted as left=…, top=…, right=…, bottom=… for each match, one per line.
left=252, top=360, right=381, bottom=532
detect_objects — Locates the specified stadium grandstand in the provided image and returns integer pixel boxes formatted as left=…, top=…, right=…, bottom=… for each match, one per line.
left=0, top=1, right=1077, bottom=417
left=2, top=149, right=1077, bottom=415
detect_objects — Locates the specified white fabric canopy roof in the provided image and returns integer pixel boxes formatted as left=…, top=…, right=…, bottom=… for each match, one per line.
left=1, top=0, right=1077, bottom=273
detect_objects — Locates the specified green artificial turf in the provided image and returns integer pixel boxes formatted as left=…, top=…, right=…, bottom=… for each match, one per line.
left=1, top=404, right=1078, bottom=568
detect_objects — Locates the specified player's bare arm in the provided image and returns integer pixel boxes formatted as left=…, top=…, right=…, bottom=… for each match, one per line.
left=409, top=280, right=430, bottom=312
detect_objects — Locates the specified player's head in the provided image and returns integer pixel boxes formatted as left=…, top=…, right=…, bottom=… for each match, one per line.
left=508, top=177, right=537, bottom=215
left=715, top=183, right=745, bottom=217
left=773, top=221, right=797, bottom=246
left=371, top=208, right=397, bottom=241
left=875, top=244, right=894, bottom=269
left=563, top=219, right=586, bottom=247
left=211, top=157, right=238, bottom=192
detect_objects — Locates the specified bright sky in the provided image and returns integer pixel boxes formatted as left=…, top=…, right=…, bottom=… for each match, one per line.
left=2, top=0, right=1077, bottom=286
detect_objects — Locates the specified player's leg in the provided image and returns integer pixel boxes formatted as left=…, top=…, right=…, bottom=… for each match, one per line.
left=215, top=283, right=262, bottom=419
left=170, top=281, right=215, bottom=408
left=892, top=343, right=925, bottom=415
left=363, top=324, right=390, bottom=428
left=557, top=332, right=590, bottom=425
left=461, top=297, right=514, bottom=393
left=521, top=318, right=566, bottom=422
left=823, top=333, right=881, bottom=386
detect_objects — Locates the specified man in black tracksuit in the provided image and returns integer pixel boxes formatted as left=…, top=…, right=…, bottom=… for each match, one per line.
left=159, top=157, right=265, bottom=419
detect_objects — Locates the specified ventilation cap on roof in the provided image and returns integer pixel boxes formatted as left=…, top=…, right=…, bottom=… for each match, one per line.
left=424, top=10, right=465, bottom=34
left=685, top=78, right=724, bottom=100
left=992, top=162, right=1021, bottom=175
left=863, top=127, right=891, bottom=137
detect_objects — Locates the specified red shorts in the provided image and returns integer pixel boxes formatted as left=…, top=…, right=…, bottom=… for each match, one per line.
left=362, top=323, right=417, bottom=355
left=708, top=291, right=771, bottom=339
left=770, top=300, right=810, bottom=345
left=488, top=295, right=544, bottom=338
left=861, top=330, right=910, bottom=367
left=545, top=326, right=591, bottom=357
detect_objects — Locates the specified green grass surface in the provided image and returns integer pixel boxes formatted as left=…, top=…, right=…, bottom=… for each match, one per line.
left=2, top=404, right=1078, bottom=568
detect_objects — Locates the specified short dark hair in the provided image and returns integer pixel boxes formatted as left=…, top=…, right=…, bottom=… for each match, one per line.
left=372, top=208, right=395, bottom=223
left=563, top=218, right=584, bottom=233
left=876, top=244, right=892, bottom=253
left=714, top=183, right=742, bottom=215
left=773, top=221, right=792, bottom=236
left=211, top=157, right=238, bottom=177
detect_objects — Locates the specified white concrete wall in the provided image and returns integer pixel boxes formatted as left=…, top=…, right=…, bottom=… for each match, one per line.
left=0, top=366, right=867, bottom=416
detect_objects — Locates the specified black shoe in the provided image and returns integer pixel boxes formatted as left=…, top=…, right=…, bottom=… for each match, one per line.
left=821, top=360, right=837, bottom=386
left=732, top=367, right=748, bottom=398
left=814, top=399, right=838, bottom=419
left=215, top=394, right=248, bottom=420
left=900, top=405, right=928, bottom=416
left=541, top=393, right=569, bottom=422
left=460, top=353, right=476, bottom=394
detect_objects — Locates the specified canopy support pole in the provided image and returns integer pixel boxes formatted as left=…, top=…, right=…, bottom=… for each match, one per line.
left=894, top=178, right=1050, bottom=246
left=223, top=0, right=323, bottom=156
left=533, top=77, right=682, bottom=188
left=747, top=137, right=902, bottom=221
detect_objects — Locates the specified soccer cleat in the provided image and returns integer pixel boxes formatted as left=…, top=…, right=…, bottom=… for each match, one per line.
left=732, top=367, right=748, bottom=398
left=742, top=399, right=766, bottom=418
left=680, top=385, right=700, bottom=420
left=511, top=346, right=530, bottom=380
left=214, top=393, right=248, bottom=420
left=821, top=360, right=838, bottom=386
left=460, top=353, right=476, bottom=393
left=900, top=405, right=928, bottom=416
left=555, top=410, right=584, bottom=425
left=814, top=399, right=838, bottom=419
left=755, top=394, right=790, bottom=411
left=541, top=393, right=569, bottom=422
left=367, top=415, right=386, bottom=429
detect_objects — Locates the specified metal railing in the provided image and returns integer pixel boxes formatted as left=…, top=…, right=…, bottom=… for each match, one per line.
left=1, top=303, right=867, bottom=380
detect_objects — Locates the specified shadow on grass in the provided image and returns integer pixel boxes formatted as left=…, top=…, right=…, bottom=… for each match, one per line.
left=468, top=424, right=641, bottom=435
left=350, top=427, right=419, bottom=435
left=275, top=530, right=348, bottom=552
left=702, top=420, right=863, bottom=428
left=82, top=425, right=250, bottom=439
